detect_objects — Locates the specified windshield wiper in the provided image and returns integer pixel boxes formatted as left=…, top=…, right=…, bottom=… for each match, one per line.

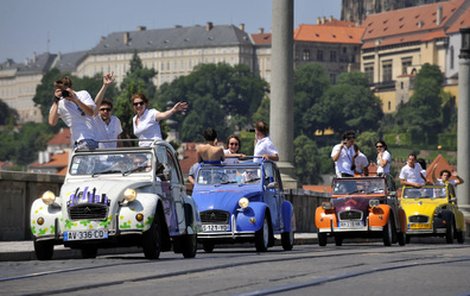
left=122, top=165, right=149, bottom=176
left=92, top=169, right=122, bottom=177
left=244, top=177, right=261, bottom=183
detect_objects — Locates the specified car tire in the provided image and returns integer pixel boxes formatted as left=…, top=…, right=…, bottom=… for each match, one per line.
left=456, top=230, right=465, bottom=244
left=81, top=247, right=98, bottom=259
left=34, top=239, right=54, bottom=260
left=180, top=234, right=198, bottom=258
left=445, top=217, right=454, bottom=244
left=281, top=230, right=294, bottom=251
left=334, top=235, right=343, bottom=246
left=406, top=235, right=411, bottom=244
left=397, top=232, right=406, bottom=246
left=202, top=242, right=215, bottom=253
left=255, top=216, right=270, bottom=252
left=318, top=233, right=327, bottom=247
left=142, top=213, right=162, bottom=259
left=382, top=216, right=393, bottom=246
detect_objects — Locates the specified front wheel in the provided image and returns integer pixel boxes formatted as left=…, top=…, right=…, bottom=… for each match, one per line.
left=81, top=247, right=98, bottom=259
left=202, top=242, right=215, bottom=253
left=34, top=239, right=54, bottom=260
left=445, top=217, right=454, bottom=244
left=255, top=216, right=270, bottom=252
left=318, top=233, right=327, bottom=247
left=383, top=216, right=393, bottom=246
left=180, top=234, right=198, bottom=258
left=456, top=230, right=465, bottom=244
left=334, top=235, right=343, bottom=246
left=397, top=232, right=406, bottom=246
left=142, top=214, right=162, bottom=259
left=281, top=230, right=294, bottom=251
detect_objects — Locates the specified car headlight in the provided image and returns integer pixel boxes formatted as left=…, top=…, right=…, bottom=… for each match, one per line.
left=41, top=190, right=56, bottom=205
left=321, top=201, right=334, bottom=210
left=123, top=188, right=137, bottom=202
left=238, top=197, right=249, bottom=209
left=369, top=199, right=380, bottom=208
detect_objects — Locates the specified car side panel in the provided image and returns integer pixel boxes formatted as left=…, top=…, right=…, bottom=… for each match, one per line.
left=281, top=200, right=295, bottom=232
left=118, top=193, right=158, bottom=233
left=315, top=207, right=337, bottom=231
left=236, top=202, right=268, bottom=232
left=368, top=204, right=391, bottom=227
left=30, top=198, right=62, bottom=240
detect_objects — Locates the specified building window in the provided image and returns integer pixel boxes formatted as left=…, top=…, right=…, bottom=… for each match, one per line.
left=382, top=61, right=392, bottom=82
left=302, top=49, right=310, bottom=61
left=388, top=101, right=391, bottom=111
left=450, top=46, right=454, bottom=70
left=401, top=57, right=412, bottom=75
left=330, top=51, right=337, bottom=62
left=317, top=50, right=323, bottom=61
left=364, top=64, right=374, bottom=83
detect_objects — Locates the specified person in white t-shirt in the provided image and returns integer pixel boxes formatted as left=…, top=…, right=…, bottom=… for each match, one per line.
left=399, top=153, right=426, bottom=188
left=331, top=131, right=356, bottom=177
left=48, top=76, right=97, bottom=149
left=253, top=120, right=279, bottom=162
left=93, top=73, right=122, bottom=148
left=131, top=93, right=188, bottom=147
left=431, top=165, right=464, bottom=187
left=353, top=144, right=369, bottom=176
left=375, top=140, right=391, bottom=176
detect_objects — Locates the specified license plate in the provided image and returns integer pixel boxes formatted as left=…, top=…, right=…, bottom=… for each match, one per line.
left=339, top=221, right=364, bottom=228
left=63, top=229, right=108, bottom=241
left=202, top=224, right=228, bottom=232
left=410, top=223, right=431, bottom=229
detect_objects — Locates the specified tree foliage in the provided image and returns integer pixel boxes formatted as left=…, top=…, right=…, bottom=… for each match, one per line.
left=294, top=135, right=322, bottom=184
left=155, top=63, right=268, bottom=142
left=0, top=99, right=18, bottom=126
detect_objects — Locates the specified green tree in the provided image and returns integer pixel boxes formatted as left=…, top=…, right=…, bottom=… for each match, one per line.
left=394, top=63, right=444, bottom=145
left=306, top=72, right=383, bottom=135
left=0, top=99, right=18, bottom=126
left=32, top=68, right=63, bottom=123
left=114, top=52, right=157, bottom=140
left=294, top=64, right=330, bottom=137
left=14, top=123, right=52, bottom=165
left=293, top=135, right=322, bottom=184
left=155, top=63, right=268, bottom=141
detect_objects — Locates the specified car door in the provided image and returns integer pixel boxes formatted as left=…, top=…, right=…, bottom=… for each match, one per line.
left=263, top=162, right=281, bottom=231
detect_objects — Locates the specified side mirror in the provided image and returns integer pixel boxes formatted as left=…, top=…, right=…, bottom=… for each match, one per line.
left=267, top=182, right=278, bottom=189
left=449, top=197, right=457, bottom=204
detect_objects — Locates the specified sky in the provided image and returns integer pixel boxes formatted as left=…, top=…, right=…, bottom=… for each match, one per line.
left=0, top=0, right=341, bottom=63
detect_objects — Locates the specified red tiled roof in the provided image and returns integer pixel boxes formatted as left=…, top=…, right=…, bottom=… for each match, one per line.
left=29, top=151, right=69, bottom=175
left=48, top=128, right=71, bottom=145
left=447, top=6, right=470, bottom=34
left=294, top=23, right=364, bottom=44
left=362, top=0, right=468, bottom=49
left=251, top=33, right=272, bottom=45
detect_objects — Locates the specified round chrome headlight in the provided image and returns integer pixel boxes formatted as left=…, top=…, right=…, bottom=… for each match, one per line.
left=124, top=188, right=137, bottom=202
left=369, top=199, right=380, bottom=208
left=41, top=190, right=56, bottom=205
left=321, top=201, right=334, bottom=210
left=238, top=197, right=249, bottom=209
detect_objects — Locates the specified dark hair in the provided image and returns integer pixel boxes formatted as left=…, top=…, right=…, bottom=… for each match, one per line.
left=101, top=99, right=113, bottom=109
left=375, top=140, right=387, bottom=150
left=417, top=158, right=426, bottom=170
left=353, top=144, right=359, bottom=152
left=226, top=135, right=241, bottom=151
left=131, top=93, right=149, bottom=104
left=440, top=169, right=451, bottom=177
left=342, top=130, right=356, bottom=141
left=203, top=128, right=218, bottom=141
left=54, top=76, right=73, bottom=89
left=255, top=120, right=269, bottom=136
left=408, top=153, right=417, bottom=160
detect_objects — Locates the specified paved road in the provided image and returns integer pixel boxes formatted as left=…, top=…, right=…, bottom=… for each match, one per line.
left=1, top=237, right=469, bottom=296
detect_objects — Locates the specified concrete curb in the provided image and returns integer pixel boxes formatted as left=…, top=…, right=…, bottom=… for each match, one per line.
left=0, top=234, right=317, bottom=261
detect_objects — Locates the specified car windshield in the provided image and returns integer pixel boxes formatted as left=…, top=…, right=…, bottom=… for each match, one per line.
left=333, top=179, right=386, bottom=195
left=196, top=166, right=261, bottom=185
left=402, top=186, right=447, bottom=199
left=70, top=152, right=153, bottom=176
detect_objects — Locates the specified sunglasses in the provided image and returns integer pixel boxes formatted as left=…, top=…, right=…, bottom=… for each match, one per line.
left=229, top=142, right=239, bottom=146
left=376, top=145, right=383, bottom=148
left=100, top=108, right=111, bottom=112
left=133, top=101, right=145, bottom=106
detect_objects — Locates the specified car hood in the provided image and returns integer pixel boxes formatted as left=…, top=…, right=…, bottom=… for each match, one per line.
left=332, top=197, right=372, bottom=213
left=60, top=179, right=152, bottom=204
left=193, top=187, right=262, bottom=213
left=401, top=197, right=447, bottom=217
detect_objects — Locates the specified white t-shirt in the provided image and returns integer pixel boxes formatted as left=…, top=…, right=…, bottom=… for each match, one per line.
left=331, top=144, right=354, bottom=177
left=57, top=90, right=96, bottom=145
left=376, top=150, right=392, bottom=174
left=133, top=108, right=162, bottom=146
left=399, top=163, right=425, bottom=185
left=354, top=152, right=369, bottom=174
left=254, top=137, right=278, bottom=162
left=94, top=115, right=123, bottom=148
left=435, top=178, right=457, bottom=186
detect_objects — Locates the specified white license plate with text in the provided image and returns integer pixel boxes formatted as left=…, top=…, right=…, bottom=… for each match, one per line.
left=339, top=221, right=364, bottom=228
left=202, top=224, right=228, bottom=232
left=63, top=229, right=108, bottom=241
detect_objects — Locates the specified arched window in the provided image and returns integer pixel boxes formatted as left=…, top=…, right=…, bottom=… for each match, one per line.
left=302, top=49, right=310, bottom=61
left=450, top=46, right=454, bottom=70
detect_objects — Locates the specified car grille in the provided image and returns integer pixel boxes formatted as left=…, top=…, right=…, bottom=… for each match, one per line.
left=200, top=210, right=230, bottom=223
left=68, top=203, right=108, bottom=220
left=339, top=210, right=362, bottom=220
left=409, top=215, right=429, bottom=223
